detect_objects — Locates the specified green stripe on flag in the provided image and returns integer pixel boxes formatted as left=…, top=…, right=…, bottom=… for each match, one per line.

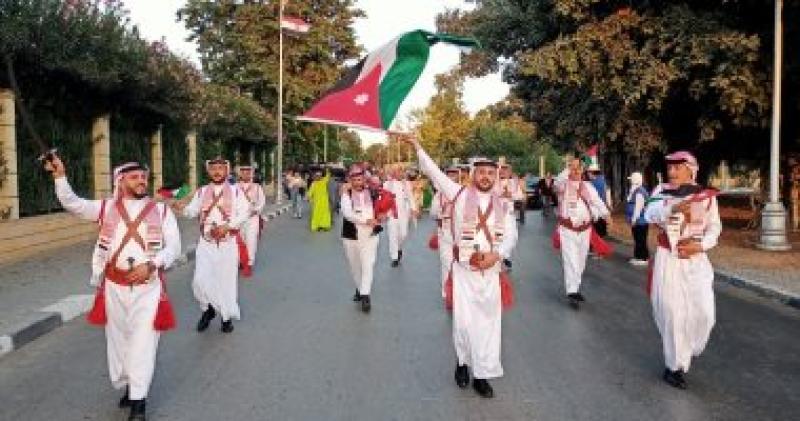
left=378, top=31, right=431, bottom=129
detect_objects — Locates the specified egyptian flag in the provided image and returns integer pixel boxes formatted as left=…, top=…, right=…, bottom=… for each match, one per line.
left=297, top=30, right=479, bottom=132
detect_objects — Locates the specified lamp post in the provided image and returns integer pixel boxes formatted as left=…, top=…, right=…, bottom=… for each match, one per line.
left=758, top=0, right=791, bottom=251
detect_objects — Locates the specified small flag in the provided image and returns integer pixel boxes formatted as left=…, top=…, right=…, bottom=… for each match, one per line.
left=281, top=16, right=310, bottom=33
left=297, top=30, right=479, bottom=132
left=158, top=184, right=190, bottom=200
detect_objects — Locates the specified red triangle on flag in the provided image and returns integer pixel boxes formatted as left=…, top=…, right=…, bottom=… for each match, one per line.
left=299, top=64, right=384, bottom=131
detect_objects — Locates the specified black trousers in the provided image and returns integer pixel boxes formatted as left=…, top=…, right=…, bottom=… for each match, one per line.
left=631, top=224, right=649, bottom=260
left=593, top=218, right=608, bottom=237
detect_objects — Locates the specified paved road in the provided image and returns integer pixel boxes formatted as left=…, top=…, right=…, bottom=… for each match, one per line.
left=0, top=212, right=798, bottom=421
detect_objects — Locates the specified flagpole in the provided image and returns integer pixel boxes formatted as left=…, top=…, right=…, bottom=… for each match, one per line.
left=276, top=0, right=285, bottom=204
left=323, top=124, right=328, bottom=163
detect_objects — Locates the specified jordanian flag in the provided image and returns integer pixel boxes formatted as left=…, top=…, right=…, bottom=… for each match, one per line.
left=297, top=30, right=479, bottom=132
left=158, top=184, right=190, bottom=200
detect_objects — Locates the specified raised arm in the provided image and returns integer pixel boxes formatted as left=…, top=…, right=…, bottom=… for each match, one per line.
left=405, top=136, right=461, bottom=200
left=181, top=189, right=203, bottom=219
left=46, top=156, right=102, bottom=221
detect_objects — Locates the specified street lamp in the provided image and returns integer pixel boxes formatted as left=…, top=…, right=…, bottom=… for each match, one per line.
left=758, top=0, right=791, bottom=250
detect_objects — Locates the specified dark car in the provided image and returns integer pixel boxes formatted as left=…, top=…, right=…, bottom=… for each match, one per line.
left=526, top=176, right=542, bottom=210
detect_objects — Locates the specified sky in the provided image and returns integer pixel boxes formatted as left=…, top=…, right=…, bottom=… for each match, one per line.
left=125, top=0, right=509, bottom=146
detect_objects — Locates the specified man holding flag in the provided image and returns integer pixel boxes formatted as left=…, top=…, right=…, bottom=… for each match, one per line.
left=403, top=134, right=518, bottom=399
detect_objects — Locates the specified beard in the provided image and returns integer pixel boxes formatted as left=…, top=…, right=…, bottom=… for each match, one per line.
left=474, top=179, right=494, bottom=192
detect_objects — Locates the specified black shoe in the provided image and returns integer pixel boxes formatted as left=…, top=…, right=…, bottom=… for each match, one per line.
left=221, top=320, right=234, bottom=333
left=398, top=249, right=403, bottom=260
left=352, top=290, right=362, bottom=302
left=454, top=364, right=469, bottom=388
left=574, top=292, right=586, bottom=302
left=118, top=387, right=131, bottom=408
left=361, top=295, right=371, bottom=313
left=391, top=260, right=400, bottom=268
left=196, top=306, right=216, bottom=332
left=128, top=399, right=146, bottom=421
left=663, top=369, right=688, bottom=389
left=503, top=259, right=512, bottom=269
left=567, top=294, right=580, bottom=310
left=472, top=379, right=494, bottom=398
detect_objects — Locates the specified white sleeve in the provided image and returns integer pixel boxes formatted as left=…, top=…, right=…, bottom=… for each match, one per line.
left=701, top=198, right=722, bottom=251
left=585, top=182, right=610, bottom=219
left=498, top=204, right=518, bottom=259
left=430, top=192, right=440, bottom=219
left=255, top=186, right=266, bottom=213
left=415, top=144, right=461, bottom=200
left=341, top=192, right=369, bottom=225
left=632, top=193, right=645, bottom=223
left=553, top=168, right=569, bottom=193
left=153, top=205, right=181, bottom=269
left=228, top=189, right=251, bottom=229
left=182, top=189, right=203, bottom=219
left=54, top=177, right=102, bottom=221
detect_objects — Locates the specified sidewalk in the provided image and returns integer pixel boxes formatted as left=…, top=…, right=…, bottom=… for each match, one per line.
left=608, top=213, right=800, bottom=308
left=0, top=201, right=291, bottom=358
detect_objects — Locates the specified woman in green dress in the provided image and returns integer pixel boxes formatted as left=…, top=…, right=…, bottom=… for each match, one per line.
left=307, top=170, right=332, bottom=231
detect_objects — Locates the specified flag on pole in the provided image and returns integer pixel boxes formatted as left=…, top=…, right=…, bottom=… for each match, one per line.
left=297, top=30, right=479, bottom=132
left=280, top=16, right=310, bottom=33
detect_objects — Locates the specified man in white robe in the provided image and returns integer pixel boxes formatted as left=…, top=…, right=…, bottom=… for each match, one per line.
left=340, top=166, right=384, bottom=312
left=497, top=162, right=526, bottom=269
left=429, top=166, right=462, bottom=299
left=383, top=166, right=417, bottom=267
left=48, top=157, right=180, bottom=421
left=174, top=157, right=250, bottom=333
left=405, top=135, right=518, bottom=399
left=644, top=151, right=721, bottom=389
left=236, top=165, right=266, bottom=277
left=554, top=156, right=610, bottom=309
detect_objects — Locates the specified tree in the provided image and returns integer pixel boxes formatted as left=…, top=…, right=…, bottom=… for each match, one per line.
left=410, top=71, right=474, bottom=164
left=437, top=0, right=799, bottom=168
left=180, top=0, right=365, bottom=163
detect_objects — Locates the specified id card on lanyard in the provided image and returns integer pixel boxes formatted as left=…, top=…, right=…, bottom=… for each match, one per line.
left=566, top=182, right=579, bottom=218
left=666, top=210, right=684, bottom=253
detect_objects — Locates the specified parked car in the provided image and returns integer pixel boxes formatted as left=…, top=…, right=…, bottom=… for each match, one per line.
left=526, top=176, right=542, bottom=210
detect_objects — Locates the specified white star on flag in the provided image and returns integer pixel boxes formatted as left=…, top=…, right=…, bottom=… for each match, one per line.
left=354, top=93, right=370, bottom=106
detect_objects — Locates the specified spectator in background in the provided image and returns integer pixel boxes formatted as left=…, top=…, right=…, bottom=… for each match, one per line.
left=626, top=172, right=650, bottom=266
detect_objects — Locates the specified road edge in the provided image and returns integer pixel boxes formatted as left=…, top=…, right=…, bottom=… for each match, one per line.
left=0, top=203, right=291, bottom=359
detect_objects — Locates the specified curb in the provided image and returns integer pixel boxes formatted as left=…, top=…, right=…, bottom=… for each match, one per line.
left=605, top=234, right=800, bottom=310
left=0, top=203, right=292, bottom=359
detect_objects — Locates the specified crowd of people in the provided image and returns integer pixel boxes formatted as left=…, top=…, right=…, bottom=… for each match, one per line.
left=41, top=133, right=721, bottom=419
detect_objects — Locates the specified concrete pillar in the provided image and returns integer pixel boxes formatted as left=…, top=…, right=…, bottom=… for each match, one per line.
left=91, top=114, right=111, bottom=199
left=0, top=89, right=19, bottom=219
left=150, top=125, right=163, bottom=191
left=186, top=130, right=198, bottom=191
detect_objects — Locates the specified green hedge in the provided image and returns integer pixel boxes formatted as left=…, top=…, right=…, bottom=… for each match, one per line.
left=162, top=123, right=188, bottom=188
left=17, top=108, right=91, bottom=216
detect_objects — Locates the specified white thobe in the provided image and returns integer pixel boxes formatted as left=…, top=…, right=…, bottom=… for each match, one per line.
left=183, top=183, right=250, bottom=321
left=430, top=188, right=455, bottom=298
left=237, top=182, right=266, bottom=267
left=554, top=170, right=609, bottom=294
left=55, top=177, right=181, bottom=400
left=340, top=190, right=380, bottom=295
left=417, top=147, right=518, bottom=379
left=645, top=185, right=721, bottom=372
left=383, top=179, right=416, bottom=260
